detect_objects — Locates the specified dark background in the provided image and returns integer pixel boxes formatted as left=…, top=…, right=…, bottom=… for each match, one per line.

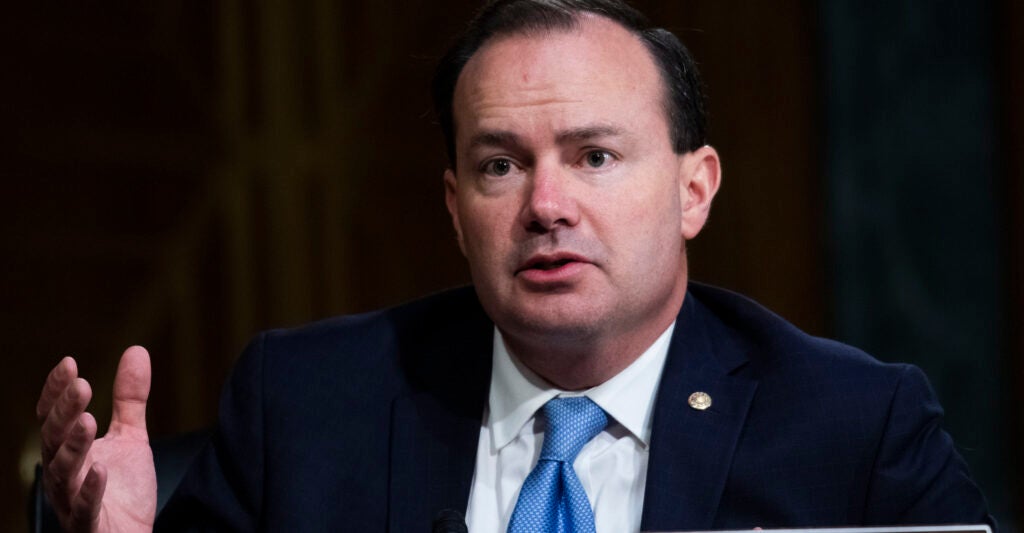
left=3, top=1, right=1020, bottom=530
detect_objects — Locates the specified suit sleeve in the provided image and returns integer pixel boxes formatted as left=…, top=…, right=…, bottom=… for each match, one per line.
left=865, top=364, right=994, bottom=527
left=155, top=333, right=267, bottom=532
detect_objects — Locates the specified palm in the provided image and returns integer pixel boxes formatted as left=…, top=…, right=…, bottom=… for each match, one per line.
left=84, top=425, right=156, bottom=531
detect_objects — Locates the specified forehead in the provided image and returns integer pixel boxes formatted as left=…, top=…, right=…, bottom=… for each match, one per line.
left=452, top=15, right=667, bottom=143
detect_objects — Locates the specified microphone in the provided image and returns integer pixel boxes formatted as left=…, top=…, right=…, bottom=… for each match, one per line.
left=432, top=509, right=468, bottom=533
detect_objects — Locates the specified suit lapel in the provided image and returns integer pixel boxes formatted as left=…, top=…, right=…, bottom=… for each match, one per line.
left=640, top=291, right=759, bottom=531
left=388, top=391, right=483, bottom=531
left=387, top=304, right=492, bottom=532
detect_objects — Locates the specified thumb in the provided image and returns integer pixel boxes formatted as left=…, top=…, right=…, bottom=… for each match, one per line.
left=110, top=345, right=151, bottom=432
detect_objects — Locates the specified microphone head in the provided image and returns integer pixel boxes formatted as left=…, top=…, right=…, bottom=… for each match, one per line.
left=432, top=509, right=468, bottom=533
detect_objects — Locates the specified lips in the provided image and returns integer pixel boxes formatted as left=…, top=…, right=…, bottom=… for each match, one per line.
left=515, top=252, right=590, bottom=274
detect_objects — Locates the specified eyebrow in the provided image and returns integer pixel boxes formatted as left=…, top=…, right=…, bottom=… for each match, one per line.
left=468, top=130, right=523, bottom=150
left=467, top=124, right=627, bottom=151
left=554, top=125, right=626, bottom=144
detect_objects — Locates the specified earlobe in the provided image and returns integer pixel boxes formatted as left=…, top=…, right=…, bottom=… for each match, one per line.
left=444, top=169, right=467, bottom=255
left=679, top=145, right=722, bottom=240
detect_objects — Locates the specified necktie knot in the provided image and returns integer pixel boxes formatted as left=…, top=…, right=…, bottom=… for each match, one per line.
left=539, top=396, right=608, bottom=464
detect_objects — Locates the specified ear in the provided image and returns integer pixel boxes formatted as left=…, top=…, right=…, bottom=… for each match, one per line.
left=678, top=145, right=722, bottom=240
left=443, top=168, right=467, bottom=255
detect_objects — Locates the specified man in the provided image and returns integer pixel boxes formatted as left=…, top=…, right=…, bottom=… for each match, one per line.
left=36, top=0, right=993, bottom=531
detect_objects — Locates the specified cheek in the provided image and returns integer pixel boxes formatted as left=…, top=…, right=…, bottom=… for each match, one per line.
left=604, top=183, right=682, bottom=266
left=459, top=201, right=510, bottom=262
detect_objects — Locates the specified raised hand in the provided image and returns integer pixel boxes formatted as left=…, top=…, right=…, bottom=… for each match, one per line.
left=37, top=346, right=157, bottom=532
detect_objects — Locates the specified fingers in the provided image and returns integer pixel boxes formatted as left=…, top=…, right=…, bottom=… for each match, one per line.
left=44, top=413, right=98, bottom=509
left=69, top=463, right=106, bottom=533
left=110, top=345, right=151, bottom=433
left=40, top=377, right=93, bottom=466
left=37, top=356, right=77, bottom=422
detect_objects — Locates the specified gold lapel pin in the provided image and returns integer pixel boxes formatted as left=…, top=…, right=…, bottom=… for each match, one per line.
left=688, top=391, right=712, bottom=411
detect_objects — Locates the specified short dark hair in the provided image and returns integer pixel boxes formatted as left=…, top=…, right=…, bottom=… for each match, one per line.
left=431, top=0, right=708, bottom=168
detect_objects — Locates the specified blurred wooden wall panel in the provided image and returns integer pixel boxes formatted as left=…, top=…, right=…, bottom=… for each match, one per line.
left=1000, top=0, right=1024, bottom=512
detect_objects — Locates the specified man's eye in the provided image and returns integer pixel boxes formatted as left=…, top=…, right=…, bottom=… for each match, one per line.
left=584, top=150, right=611, bottom=168
left=484, top=158, right=513, bottom=176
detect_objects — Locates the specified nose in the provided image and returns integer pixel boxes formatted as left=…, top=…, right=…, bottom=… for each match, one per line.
left=519, top=161, right=580, bottom=233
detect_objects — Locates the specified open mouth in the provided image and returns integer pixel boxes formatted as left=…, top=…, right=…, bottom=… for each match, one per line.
left=529, top=258, right=575, bottom=271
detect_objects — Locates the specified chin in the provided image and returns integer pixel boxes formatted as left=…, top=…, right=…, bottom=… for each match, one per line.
left=497, top=299, right=608, bottom=343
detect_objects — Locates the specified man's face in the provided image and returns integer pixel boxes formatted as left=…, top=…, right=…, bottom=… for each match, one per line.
left=445, top=15, right=714, bottom=348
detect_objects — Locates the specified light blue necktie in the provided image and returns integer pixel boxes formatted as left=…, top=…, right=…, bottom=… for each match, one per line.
left=507, top=396, right=609, bottom=533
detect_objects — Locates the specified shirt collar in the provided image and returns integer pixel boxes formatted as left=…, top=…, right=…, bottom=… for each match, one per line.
left=487, top=322, right=675, bottom=452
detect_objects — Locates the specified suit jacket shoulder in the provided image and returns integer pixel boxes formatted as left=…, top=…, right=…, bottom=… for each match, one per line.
left=640, top=282, right=993, bottom=528
left=158, top=286, right=493, bottom=531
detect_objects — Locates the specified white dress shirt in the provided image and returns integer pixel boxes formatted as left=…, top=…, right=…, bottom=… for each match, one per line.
left=465, top=323, right=675, bottom=533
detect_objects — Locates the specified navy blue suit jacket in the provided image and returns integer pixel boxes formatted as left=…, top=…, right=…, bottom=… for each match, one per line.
left=158, top=283, right=992, bottom=531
